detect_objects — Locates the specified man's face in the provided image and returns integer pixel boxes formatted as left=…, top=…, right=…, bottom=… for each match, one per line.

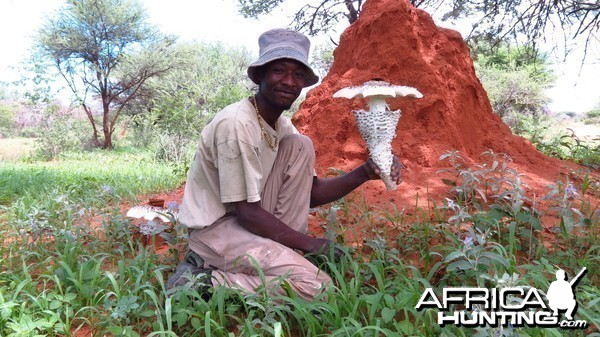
left=258, top=59, right=308, bottom=110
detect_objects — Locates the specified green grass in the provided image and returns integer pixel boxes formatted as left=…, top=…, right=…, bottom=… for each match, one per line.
left=0, top=149, right=183, bottom=207
left=0, top=149, right=598, bottom=336
left=526, top=120, right=600, bottom=169
left=0, top=137, right=36, bottom=161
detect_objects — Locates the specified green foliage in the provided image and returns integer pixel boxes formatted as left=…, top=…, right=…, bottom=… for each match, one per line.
left=469, top=44, right=599, bottom=173
left=238, top=0, right=286, bottom=19
left=125, top=41, right=252, bottom=163
left=37, top=0, right=175, bottom=149
left=16, top=48, right=62, bottom=105
left=443, top=1, right=598, bottom=65
left=438, top=150, right=546, bottom=263
left=310, top=41, right=335, bottom=77
left=543, top=175, right=599, bottom=235
left=0, top=81, right=10, bottom=100
left=32, top=104, right=89, bottom=160
left=142, top=41, right=251, bottom=129
left=531, top=128, right=600, bottom=170
left=0, top=103, right=17, bottom=137
left=583, top=103, right=600, bottom=125
left=0, top=149, right=598, bottom=336
left=474, top=44, right=554, bottom=131
left=0, top=149, right=183, bottom=207
left=442, top=226, right=510, bottom=283
left=438, top=150, right=525, bottom=209
left=473, top=43, right=555, bottom=84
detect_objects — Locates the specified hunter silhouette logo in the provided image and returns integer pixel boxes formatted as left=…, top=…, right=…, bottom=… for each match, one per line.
left=415, top=267, right=589, bottom=329
left=546, top=267, right=587, bottom=320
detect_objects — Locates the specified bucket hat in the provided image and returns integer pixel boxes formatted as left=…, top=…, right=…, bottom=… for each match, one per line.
left=247, top=28, right=319, bottom=87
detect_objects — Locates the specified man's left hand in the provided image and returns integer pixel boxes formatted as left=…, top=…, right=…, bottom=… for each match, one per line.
left=364, top=155, right=403, bottom=185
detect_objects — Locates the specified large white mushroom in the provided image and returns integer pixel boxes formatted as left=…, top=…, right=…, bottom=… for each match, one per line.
left=333, top=80, right=423, bottom=190
left=126, top=205, right=179, bottom=222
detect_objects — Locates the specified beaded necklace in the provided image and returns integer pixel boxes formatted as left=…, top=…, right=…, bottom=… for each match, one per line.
left=252, top=95, right=278, bottom=149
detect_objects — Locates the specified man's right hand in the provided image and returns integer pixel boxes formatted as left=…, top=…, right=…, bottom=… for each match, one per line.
left=235, top=201, right=343, bottom=257
left=306, top=237, right=344, bottom=263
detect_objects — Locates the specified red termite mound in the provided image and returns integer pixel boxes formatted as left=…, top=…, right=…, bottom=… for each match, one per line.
left=293, top=0, right=585, bottom=208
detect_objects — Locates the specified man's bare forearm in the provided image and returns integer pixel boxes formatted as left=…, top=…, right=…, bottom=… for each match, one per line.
left=234, top=201, right=328, bottom=253
left=310, top=156, right=402, bottom=207
left=309, top=163, right=371, bottom=208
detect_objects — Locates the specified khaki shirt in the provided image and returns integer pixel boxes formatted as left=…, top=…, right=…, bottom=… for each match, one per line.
left=180, top=99, right=299, bottom=229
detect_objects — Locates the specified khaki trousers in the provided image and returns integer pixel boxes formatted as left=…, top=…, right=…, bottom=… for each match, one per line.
left=188, top=134, right=332, bottom=301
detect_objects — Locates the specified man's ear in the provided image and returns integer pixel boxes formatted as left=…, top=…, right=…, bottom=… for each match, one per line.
left=254, top=66, right=265, bottom=83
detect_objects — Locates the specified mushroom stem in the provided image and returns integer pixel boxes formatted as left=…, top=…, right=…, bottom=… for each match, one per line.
left=367, top=97, right=389, bottom=114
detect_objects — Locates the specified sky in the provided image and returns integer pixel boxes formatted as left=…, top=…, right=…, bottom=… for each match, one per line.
left=0, top=0, right=598, bottom=113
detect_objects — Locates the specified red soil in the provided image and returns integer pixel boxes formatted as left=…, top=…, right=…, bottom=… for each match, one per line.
left=133, top=0, right=598, bottom=246
left=292, top=0, right=597, bottom=211
left=60, top=3, right=600, bottom=336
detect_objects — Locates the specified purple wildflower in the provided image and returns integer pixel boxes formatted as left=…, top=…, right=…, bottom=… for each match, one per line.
left=166, top=201, right=179, bottom=211
left=463, top=236, right=474, bottom=248
left=565, top=183, right=579, bottom=199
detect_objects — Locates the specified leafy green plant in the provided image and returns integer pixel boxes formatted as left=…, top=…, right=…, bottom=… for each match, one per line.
left=442, top=226, right=510, bottom=284
left=543, top=176, right=598, bottom=235
left=1, top=148, right=598, bottom=335
left=32, top=104, right=89, bottom=160
left=438, top=150, right=545, bottom=262
left=582, top=104, right=600, bottom=125
left=532, top=128, right=600, bottom=169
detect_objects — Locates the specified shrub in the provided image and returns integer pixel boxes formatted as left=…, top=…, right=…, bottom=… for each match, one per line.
left=583, top=108, right=600, bottom=124
left=33, top=105, right=89, bottom=160
left=476, top=64, right=550, bottom=131
left=0, top=103, right=17, bottom=138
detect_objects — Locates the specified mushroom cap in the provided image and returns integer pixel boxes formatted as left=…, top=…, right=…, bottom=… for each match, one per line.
left=333, top=80, right=423, bottom=99
left=127, top=205, right=178, bottom=222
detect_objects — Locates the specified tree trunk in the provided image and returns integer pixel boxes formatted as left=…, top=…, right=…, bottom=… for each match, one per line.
left=82, top=103, right=102, bottom=147
left=102, top=94, right=114, bottom=149
left=103, top=128, right=113, bottom=149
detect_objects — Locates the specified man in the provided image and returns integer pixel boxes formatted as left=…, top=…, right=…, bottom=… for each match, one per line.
left=168, top=28, right=401, bottom=301
left=547, top=269, right=580, bottom=320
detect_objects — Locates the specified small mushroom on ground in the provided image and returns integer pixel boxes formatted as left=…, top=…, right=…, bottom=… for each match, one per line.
left=333, top=80, right=423, bottom=190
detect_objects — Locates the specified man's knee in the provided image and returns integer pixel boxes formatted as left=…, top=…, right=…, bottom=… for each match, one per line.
left=290, top=271, right=332, bottom=300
